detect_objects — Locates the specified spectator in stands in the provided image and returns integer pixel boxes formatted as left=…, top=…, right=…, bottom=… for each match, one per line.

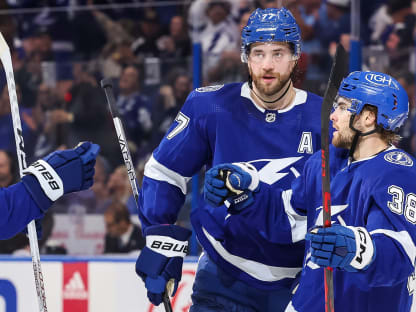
left=205, top=11, right=251, bottom=84
left=188, top=0, right=240, bottom=80
left=382, top=0, right=415, bottom=71
left=132, top=8, right=162, bottom=59
left=66, top=63, right=120, bottom=168
left=103, top=201, right=145, bottom=254
left=32, top=83, right=71, bottom=158
left=285, top=0, right=330, bottom=93
left=314, top=0, right=351, bottom=49
left=72, top=2, right=107, bottom=61
left=88, top=155, right=112, bottom=213
left=150, top=70, right=192, bottom=150
left=0, top=84, right=38, bottom=159
left=157, top=15, right=192, bottom=74
left=100, top=40, right=137, bottom=79
left=116, top=65, right=152, bottom=156
left=107, top=165, right=136, bottom=212
left=15, top=31, right=54, bottom=108
left=0, top=150, right=17, bottom=188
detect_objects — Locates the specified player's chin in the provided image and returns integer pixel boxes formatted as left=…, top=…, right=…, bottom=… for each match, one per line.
left=332, top=132, right=341, bottom=146
left=332, top=135, right=351, bottom=149
left=262, top=83, right=281, bottom=96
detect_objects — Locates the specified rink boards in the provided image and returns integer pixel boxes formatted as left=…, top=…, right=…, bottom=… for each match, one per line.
left=0, top=256, right=198, bottom=312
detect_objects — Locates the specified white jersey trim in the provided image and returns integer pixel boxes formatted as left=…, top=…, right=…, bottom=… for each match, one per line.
left=144, top=155, right=191, bottom=195
left=240, top=83, right=307, bottom=113
left=370, top=229, right=416, bottom=266
left=284, top=301, right=297, bottom=312
left=202, top=227, right=302, bottom=282
left=282, top=190, right=307, bottom=243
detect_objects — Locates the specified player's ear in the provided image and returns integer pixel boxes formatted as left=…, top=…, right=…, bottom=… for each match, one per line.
left=362, top=109, right=377, bottom=128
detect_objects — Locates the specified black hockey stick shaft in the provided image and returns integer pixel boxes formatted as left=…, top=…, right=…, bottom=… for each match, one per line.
left=320, top=44, right=349, bottom=312
left=100, top=79, right=173, bottom=312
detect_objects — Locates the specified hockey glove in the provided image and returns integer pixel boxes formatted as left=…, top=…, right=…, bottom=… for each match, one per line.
left=306, top=224, right=375, bottom=272
left=204, top=162, right=259, bottom=213
left=22, top=142, right=100, bottom=211
left=135, top=224, right=191, bottom=306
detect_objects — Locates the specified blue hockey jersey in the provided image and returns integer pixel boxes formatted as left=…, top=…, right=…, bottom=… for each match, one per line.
left=139, top=82, right=323, bottom=290
left=241, top=146, right=416, bottom=311
left=0, top=182, right=44, bottom=239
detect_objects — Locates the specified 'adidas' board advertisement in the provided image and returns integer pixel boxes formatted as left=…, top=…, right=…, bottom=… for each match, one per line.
left=0, top=257, right=197, bottom=312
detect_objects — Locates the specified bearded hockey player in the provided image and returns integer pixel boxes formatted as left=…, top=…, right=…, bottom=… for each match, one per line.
left=206, top=71, right=416, bottom=312
left=135, top=7, right=326, bottom=312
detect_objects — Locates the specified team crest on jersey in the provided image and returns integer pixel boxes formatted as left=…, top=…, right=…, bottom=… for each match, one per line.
left=265, top=112, right=276, bottom=123
left=195, top=85, right=224, bottom=92
left=384, top=151, right=413, bottom=167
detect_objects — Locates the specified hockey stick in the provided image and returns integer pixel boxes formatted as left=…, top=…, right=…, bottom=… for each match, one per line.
left=320, top=44, right=349, bottom=312
left=100, top=78, right=173, bottom=312
left=0, top=33, right=48, bottom=312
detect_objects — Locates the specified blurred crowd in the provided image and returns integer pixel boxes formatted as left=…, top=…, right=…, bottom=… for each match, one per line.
left=0, top=0, right=416, bottom=255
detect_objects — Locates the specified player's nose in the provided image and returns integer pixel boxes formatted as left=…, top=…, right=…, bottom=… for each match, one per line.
left=330, top=110, right=337, bottom=122
left=261, top=55, right=274, bottom=70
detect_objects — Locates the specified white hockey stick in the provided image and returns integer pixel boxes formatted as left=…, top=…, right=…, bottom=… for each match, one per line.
left=0, top=33, right=48, bottom=312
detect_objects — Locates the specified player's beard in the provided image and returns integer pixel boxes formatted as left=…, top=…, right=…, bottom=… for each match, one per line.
left=332, top=128, right=356, bottom=149
left=250, top=69, right=291, bottom=97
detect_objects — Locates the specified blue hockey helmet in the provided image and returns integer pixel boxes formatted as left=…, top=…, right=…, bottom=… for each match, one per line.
left=241, top=7, right=301, bottom=63
left=338, top=71, right=409, bottom=132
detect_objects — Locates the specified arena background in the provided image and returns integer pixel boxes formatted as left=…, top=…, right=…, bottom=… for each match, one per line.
left=0, top=0, right=415, bottom=311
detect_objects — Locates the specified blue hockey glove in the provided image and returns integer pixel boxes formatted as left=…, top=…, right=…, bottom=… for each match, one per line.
left=22, top=142, right=100, bottom=211
left=135, top=224, right=192, bottom=306
left=204, top=162, right=259, bottom=213
left=306, top=224, right=375, bottom=272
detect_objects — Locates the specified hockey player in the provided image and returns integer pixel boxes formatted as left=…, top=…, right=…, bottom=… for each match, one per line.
left=135, top=7, right=325, bottom=312
left=205, top=71, right=416, bottom=312
left=0, top=142, right=100, bottom=239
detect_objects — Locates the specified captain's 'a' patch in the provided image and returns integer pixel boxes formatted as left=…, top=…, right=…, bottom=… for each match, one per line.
left=384, top=151, right=414, bottom=167
left=196, top=85, right=224, bottom=92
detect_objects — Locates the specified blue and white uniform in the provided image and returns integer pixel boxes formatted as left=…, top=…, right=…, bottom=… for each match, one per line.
left=139, top=82, right=322, bottom=291
left=0, top=182, right=44, bottom=239
left=241, top=145, right=416, bottom=312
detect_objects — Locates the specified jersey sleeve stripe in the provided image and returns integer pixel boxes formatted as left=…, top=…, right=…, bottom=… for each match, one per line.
left=144, top=155, right=191, bottom=195
left=202, top=227, right=302, bottom=282
left=370, top=229, right=416, bottom=266
left=282, top=190, right=307, bottom=243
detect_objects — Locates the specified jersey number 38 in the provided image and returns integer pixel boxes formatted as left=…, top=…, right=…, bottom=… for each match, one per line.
left=388, top=185, right=416, bottom=224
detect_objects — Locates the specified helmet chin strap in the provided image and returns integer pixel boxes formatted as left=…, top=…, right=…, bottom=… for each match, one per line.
left=248, top=79, right=292, bottom=105
left=348, top=114, right=379, bottom=160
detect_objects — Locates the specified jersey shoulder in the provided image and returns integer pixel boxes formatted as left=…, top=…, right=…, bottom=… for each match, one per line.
left=183, top=82, right=244, bottom=115
left=364, top=148, right=416, bottom=185
left=302, top=91, right=323, bottom=110
left=304, top=91, right=323, bottom=104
